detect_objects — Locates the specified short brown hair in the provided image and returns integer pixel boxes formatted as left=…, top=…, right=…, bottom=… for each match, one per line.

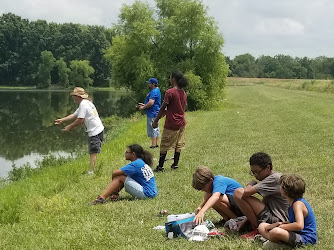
left=192, top=166, right=214, bottom=190
left=280, top=174, right=306, bottom=200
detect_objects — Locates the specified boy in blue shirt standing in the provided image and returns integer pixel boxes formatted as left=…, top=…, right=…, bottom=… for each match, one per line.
left=258, top=174, right=317, bottom=249
left=139, top=78, right=161, bottom=148
left=192, top=166, right=244, bottom=225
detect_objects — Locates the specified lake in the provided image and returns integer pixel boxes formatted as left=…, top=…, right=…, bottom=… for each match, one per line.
left=0, top=89, right=137, bottom=178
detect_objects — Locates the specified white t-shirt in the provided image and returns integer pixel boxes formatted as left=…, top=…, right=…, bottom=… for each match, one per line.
left=74, top=99, right=104, bottom=137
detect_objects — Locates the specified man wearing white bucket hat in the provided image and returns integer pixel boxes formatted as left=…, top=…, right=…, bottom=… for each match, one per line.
left=55, top=87, right=104, bottom=174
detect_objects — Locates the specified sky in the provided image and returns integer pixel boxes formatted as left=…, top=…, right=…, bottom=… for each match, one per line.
left=0, top=0, right=333, bottom=59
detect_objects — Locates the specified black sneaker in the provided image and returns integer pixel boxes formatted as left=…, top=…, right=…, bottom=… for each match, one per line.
left=154, top=166, right=165, bottom=172
left=170, top=164, right=179, bottom=170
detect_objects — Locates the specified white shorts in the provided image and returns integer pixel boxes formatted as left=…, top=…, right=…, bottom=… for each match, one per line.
left=124, top=177, right=147, bottom=199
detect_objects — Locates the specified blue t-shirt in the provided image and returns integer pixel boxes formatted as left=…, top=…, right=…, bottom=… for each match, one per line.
left=288, top=198, right=317, bottom=245
left=212, top=175, right=242, bottom=196
left=145, top=88, right=161, bottom=118
left=120, top=159, right=157, bottom=198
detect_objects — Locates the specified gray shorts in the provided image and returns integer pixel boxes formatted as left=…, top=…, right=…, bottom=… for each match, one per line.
left=88, top=131, right=104, bottom=154
left=147, top=117, right=160, bottom=138
left=287, top=231, right=303, bottom=247
left=258, top=206, right=281, bottom=224
left=124, top=177, right=147, bottom=199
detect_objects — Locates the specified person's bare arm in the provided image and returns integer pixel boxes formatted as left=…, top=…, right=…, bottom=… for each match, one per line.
left=242, top=180, right=258, bottom=197
left=63, top=118, right=84, bottom=131
left=112, top=169, right=126, bottom=179
left=194, top=192, right=220, bottom=224
left=152, top=101, right=167, bottom=128
left=55, top=114, right=76, bottom=125
left=139, top=99, right=154, bottom=110
left=279, top=201, right=305, bottom=231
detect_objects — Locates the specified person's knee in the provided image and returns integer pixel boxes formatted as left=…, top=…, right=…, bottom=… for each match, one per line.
left=258, top=222, right=268, bottom=234
left=233, top=188, right=244, bottom=201
left=213, top=200, right=228, bottom=211
left=112, top=172, right=126, bottom=182
left=268, top=227, right=283, bottom=242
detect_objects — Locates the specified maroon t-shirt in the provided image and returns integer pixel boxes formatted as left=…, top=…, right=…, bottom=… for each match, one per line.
left=163, top=87, right=187, bottom=130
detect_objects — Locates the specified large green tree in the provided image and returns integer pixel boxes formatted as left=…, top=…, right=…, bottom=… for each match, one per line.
left=36, top=50, right=56, bottom=88
left=69, top=60, right=95, bottom=88
left=232, top=53, right=258, bottom=78
left=56, top=58, right=70, bottom=87
left=105, top=0, right=228, bottom=110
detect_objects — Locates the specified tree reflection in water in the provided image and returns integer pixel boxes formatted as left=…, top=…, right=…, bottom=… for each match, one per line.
left=0, top=89, right=136, bottom=177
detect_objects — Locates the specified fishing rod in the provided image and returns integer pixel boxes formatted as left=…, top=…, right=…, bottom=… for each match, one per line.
left=128, top=94, right=140, bottom=104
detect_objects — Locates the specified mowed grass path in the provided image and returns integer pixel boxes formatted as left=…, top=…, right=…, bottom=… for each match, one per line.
left=0, top=85, right=333, bottom=249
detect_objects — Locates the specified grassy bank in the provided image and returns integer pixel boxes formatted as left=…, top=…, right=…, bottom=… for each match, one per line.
left=0, top=84, right=333, bottom=249
left=228, top=77, right=334, bottom=94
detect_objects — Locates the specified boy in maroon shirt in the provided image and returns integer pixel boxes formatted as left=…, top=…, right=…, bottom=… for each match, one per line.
left=152, top=71, right=188, bottom=172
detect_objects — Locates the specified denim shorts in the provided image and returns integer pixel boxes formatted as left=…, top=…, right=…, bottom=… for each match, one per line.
left=147, top=117, right=160, bottom=138
left=88, top=131, right=104, bottom=154
left=124, top=177, right=147, bottom=199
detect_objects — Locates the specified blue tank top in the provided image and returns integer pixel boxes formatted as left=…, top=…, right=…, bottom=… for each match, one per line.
left=288, top=198, right=317, bottom=245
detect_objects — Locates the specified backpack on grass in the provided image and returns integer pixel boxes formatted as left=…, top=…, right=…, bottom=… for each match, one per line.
left=165, top=216, right=197, bottom=238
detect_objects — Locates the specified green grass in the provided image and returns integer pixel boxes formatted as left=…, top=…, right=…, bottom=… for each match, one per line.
left=228, top=77, right=334, bottom=94
left=0, top=83, right=333, bottom=249
left=0, top=86, right=36, bottom=90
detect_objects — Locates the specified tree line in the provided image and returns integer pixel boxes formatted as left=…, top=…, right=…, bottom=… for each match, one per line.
left=0, top=12, right=112, bottom=87
left=226, top=53, right=334, bottom=79
left=0, top=0, right=229, bottom=110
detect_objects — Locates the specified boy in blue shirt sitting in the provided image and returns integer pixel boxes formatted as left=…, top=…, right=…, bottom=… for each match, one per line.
left=192, top=166, right=244, bottom=225
left=258, top=174, right=317, bottom=249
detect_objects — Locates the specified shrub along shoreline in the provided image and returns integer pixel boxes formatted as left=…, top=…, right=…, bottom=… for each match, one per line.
left=0, top=83, right=332, bottom=249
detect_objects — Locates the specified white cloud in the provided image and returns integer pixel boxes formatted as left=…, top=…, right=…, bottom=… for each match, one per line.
left=257, top=18, right=305, bottom=36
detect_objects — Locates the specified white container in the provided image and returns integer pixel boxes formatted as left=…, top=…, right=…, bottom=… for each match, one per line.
left=167, top=213, right=195, bottom=222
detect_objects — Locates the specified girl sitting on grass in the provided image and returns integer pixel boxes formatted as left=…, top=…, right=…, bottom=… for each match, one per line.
left=90, top=144, right=158, bottom=205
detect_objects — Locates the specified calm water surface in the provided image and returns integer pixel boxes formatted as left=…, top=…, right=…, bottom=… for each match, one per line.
left=0, top=89, right=137, bottom=178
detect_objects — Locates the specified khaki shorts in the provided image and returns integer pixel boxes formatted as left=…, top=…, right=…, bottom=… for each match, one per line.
left=160, top=127, right=185, bottom=152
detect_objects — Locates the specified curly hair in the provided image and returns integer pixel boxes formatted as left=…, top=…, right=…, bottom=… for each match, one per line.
left=171, top=71, right=188, bottom=89
left=128, top=144, right=153, bottom=167
left=249, top=152, right=272, bottom=170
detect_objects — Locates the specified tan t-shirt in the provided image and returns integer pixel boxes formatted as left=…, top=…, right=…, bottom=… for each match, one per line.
left=254, top=172, right=289, bottom=222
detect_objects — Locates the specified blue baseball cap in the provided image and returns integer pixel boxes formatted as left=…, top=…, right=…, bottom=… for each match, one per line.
left=146, top=78, right=158, bottom=85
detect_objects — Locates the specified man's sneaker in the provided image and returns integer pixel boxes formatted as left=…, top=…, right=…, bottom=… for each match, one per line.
left=263, top=240, right=291, bottom=249
left=87, top=170, right=94, bottom=175
left=89, top=195, right=106, bottom=205
left=170, top=164, right=179, bottom=170
left=109, top=193, right=119, bottom=201
left=154, top=166, right=164, bottom=172
left=239, top=229, right=260, bottom=239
